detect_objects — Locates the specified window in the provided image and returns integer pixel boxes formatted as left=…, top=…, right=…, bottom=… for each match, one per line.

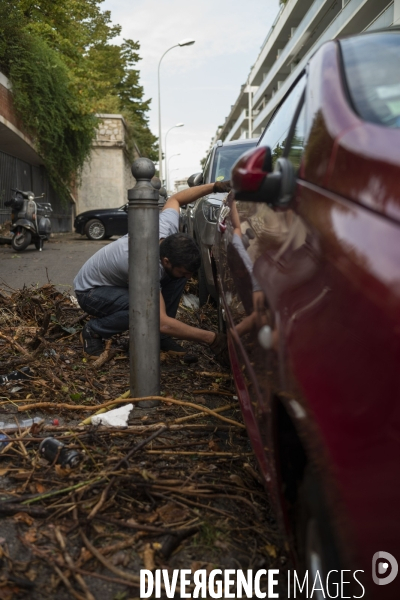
left=341, top=32, right=400, bottom=128
left=202, top=151, right=213, bottom=183
left=211, top=142, right=257, bottom=181
left=285, top=103, right=306, bottom=171
left=259, top=76, right=306, bottom=167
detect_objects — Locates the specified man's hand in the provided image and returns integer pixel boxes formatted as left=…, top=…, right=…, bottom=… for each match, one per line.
left=213, top=180, right=231, bottom=194
left=210, top=332, right=230, bottom=368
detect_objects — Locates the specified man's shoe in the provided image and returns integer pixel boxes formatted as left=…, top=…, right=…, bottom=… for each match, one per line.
left=80, top=324, right=104, bottom=358
left=160, top=337, right=185, bottom=355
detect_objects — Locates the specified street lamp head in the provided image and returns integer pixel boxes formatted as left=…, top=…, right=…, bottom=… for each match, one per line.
left=179, top=39, right=195, bottom=47
left=175, top=123, right=184, bottom=128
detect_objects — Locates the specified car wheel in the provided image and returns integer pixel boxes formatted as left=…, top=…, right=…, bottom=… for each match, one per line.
left=198, top=262, right=209, bottom=307
left=11, top=229, right=32, bottom=251
left=296, top=467, right=341, bottom=597
left=85, top=219, right=106, bottom=240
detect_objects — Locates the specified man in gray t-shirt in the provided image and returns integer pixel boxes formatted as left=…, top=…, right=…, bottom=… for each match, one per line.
left=74, top=180, right=230, bottom=363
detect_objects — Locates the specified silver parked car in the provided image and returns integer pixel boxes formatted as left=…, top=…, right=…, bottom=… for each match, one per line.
left=184, top=138, right=257, bottom=305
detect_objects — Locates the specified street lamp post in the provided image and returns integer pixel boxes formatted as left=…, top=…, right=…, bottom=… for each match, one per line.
left=157, top=39, right=195, bottom=183
left=169, top=168, right=180, bottom=193
left=165, top=123, right=184, bottom=191
left=167, top=153, right=180, bottom=194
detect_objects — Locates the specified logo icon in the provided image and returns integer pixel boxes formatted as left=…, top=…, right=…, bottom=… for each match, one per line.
left=372, top=552, right=398, bottom=585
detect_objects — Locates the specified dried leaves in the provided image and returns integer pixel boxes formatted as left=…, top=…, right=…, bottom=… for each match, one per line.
left=0, top=284, right=285, bottom=599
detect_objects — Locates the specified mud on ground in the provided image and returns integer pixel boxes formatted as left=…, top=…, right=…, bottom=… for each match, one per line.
left=0, top=282, right=287, bottom=599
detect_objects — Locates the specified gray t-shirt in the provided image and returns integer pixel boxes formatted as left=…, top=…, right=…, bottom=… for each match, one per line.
left=74, top=208, right=179, bottom=292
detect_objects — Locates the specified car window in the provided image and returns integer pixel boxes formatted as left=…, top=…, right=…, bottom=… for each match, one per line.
left=285, top=102, right=306, bottom=172
left=340, top=32, right=400, bottom=128
left=211, top=143, right=256, bottom=182
left=203, top=151, right=213, bottom=183
left=259, top=76, right=306, bottom=167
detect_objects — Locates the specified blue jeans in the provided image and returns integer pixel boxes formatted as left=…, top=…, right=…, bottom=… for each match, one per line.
left=76, top=274, right=187, bottom=340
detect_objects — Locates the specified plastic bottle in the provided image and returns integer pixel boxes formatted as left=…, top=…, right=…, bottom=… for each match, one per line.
left=0, top=417, right=43, bottom=431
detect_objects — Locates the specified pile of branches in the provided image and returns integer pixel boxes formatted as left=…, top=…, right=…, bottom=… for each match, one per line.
left=0, top=284, right=285, bottom=599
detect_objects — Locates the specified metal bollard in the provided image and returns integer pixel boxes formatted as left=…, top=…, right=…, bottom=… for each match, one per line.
left=128, top=158, right=160, bottom=408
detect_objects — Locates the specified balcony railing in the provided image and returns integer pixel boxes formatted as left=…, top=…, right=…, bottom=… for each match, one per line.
left=253, top=0, right=332, bottom=108
left=225, top=109, right=249, bottom=142
left=253, top=0, right=390, bottom=132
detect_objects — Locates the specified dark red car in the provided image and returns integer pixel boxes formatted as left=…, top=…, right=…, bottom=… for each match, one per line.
left=214, top=29, right=400, bottom=598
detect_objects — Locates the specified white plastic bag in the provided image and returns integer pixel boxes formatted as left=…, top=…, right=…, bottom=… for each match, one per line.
left=91, top=403, right=133, bottom=427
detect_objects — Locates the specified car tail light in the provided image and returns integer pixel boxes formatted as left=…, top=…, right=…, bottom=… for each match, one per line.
left=231, top=147, right=272, bottom=194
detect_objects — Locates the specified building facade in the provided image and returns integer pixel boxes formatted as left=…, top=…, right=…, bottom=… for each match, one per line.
left=213, top=0, right=400, bottom=144
left=0, top=72, right=136, bottom=230
left=76, top=114, right=136, bottom=215
left=0, top=72, right=71, bottom=231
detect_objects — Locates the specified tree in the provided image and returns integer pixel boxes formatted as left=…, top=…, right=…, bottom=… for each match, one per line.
left=0, top=0, right=157, bottom=198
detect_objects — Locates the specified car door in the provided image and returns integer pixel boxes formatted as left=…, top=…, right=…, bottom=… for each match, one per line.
left=214, top=75, right=307, bottom=509
left=111, top=204, right=128, bottom=236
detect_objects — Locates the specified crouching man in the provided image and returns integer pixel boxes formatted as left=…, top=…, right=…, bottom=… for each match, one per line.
left=73, top=180, right=230, bottom=364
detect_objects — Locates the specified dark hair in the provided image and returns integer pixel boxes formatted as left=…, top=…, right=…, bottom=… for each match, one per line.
left=160, top=233, right=201, bottom=273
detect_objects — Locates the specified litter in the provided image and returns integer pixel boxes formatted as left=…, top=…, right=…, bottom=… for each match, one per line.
left=0, top=434, right=9, bottom=449
left=181, top=294, right=200, bottom=310
left=91, top=403, right=133, bottom=427
left=0, top=417, right=43, bottom=431
left=39, top=437, right=81, bottom=468
left=0, top=366, right=31, bottom=385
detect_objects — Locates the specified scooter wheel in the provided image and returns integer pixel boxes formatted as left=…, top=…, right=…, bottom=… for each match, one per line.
left=11, top=230, right=32, bottom=251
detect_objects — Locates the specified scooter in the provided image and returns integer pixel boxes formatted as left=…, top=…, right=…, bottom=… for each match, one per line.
left=5, top=188, right=52, bottom=251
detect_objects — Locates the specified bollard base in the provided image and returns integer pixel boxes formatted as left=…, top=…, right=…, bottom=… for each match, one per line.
left=137, top=399, right=161, bottom=408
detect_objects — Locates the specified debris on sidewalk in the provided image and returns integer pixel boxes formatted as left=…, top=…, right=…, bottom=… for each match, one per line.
left=0, top=282, right=286, bottom=599
left=91, top=403, right=133, bottom=427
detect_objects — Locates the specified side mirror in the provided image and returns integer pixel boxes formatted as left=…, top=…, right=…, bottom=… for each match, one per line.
left=187, top=172, right=204, bottom=187
left=231, top=146, right=294, bottom=208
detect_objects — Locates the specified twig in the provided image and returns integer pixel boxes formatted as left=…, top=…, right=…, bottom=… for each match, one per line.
left=55, top=527, right=96, bottom=600
left=0, top=331, right=30, bottom=355
left=87, top=426, right=167, bottom=520
left=91, top=347, right=119, bottom=369
left=173, top=403, right=234, bottom=424
left=145, top=450, right=251, bottom=456
left=18, top=395, right=245, bottom=428
left=80, top=531, right=141, bottom=585
left=74, top=568, right=140, bottom=588
left=192, top=389, right=234, bottom=396
left=51, top=563, right=87, bottom=600
left=21, top=477, right=103, bottom=505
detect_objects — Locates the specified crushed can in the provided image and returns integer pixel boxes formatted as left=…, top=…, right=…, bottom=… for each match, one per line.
left=0, top=366, right=32, bottom=385
left=39, top=437, right=81, bottom=468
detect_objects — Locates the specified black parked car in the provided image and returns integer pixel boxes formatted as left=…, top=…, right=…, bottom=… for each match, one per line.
left=74, top=204, right=129, bottom=240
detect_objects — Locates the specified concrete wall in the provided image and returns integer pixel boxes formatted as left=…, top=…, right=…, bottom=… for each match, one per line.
left=77, top=114, right=136, bottom=213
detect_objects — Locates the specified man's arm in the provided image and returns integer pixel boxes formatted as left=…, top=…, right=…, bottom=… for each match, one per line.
left=162, top=183, right=214, bottom=213
left=159, top=292, right=215, bottom=344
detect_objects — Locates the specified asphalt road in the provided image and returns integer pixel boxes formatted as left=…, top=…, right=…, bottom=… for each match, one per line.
left=0, top=232, right=113, bottom=294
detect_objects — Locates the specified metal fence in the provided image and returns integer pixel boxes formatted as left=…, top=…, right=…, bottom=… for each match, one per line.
left=0, top=150, right=72, bottom=232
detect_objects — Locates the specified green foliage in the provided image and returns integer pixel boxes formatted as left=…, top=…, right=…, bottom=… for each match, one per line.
left=9, top=32, right=97, bottom=199
left=0, top=0, right=157, bottom=197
